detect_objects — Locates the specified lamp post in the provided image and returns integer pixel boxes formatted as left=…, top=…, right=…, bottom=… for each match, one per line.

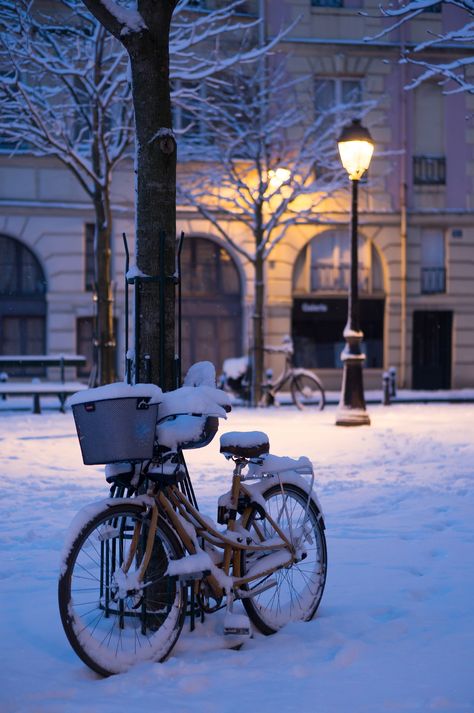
left=335, top=118, right=374, bottom=426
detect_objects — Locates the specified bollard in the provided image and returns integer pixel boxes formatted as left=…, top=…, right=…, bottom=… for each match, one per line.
left=382, top=372, right=390, bottom=405
left=0, top=371, right=7, bottom=401
left=388, top=366, right=397, bottom=398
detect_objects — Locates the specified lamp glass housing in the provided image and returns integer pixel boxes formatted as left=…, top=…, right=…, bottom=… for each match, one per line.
left=338, top=139, right=374, bottom=180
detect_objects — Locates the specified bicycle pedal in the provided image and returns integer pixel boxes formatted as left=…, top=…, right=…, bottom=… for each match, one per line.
left=223, top=612, right=252, bottom=639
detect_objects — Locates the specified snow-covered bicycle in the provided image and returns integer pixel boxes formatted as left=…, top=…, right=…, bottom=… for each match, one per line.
left=220, top=337, right=326, bottom=410
left=59, top=364, right=327, bottom=676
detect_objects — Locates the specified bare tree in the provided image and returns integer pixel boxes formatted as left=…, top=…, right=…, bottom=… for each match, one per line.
left=79, top=0, right=287, bottom=390
left=369, top=0, right=474, bottom=94
left=178, top=59, right=367, bottom=404
left=0, top=0, right=283, bottom=388
left=0, top=0, right=132, bottom=385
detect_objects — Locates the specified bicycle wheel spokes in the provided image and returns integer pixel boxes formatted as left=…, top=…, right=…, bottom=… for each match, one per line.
left=241, top=484, right=327, bottom=634
left=291, top=374, right=325, bottom=410
left=59, top=504, right=186, bottom=676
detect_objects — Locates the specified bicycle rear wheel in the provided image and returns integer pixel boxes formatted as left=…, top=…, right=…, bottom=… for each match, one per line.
left=239, top=482, right=327, bottom=635
left=291, top=372, right=325, bottom=410
left=58, top=502, right=186, bottom=676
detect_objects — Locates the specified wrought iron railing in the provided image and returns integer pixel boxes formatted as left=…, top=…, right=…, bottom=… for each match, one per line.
left=421, top=267, right=446, bottom=294
left=413, top=156, right=446, bottom=185
left=311, top=264, right=370, bottom=293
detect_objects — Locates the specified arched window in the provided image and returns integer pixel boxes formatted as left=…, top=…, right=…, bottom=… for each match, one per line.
left=292, top=231, right=384, bottom=369
left=0, top=235, right=47, bottom=372
left=293, top=230, right=383, bottom=295
left=180, top=237, right=242, bottom=375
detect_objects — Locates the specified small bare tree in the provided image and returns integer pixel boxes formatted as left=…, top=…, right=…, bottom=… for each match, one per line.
left=0, top=0, right=283, bottom=387
left=369, top=0, right=474, bottom=94
left=0, top=0, right=132, bottom=385
left=178, top=59, right=366, bottom=403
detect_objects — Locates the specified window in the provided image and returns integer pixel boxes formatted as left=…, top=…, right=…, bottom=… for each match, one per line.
left=413, top=83, right=445, bottom=185
left=76, top=317, right=95, bottom=378
left=0, top=235, right=46, bottom=296
left=420, top=229, right=446, bottom=294
left=312, top=0, right=343, bottom=6
left=77, top=316, right=118, bottom=379
left=292, top=232, right=384, bottom=369
left=315, top=78, right=362, bottom=121
left=84, top=223, right=95, bottom=292
left=172, top=81, right=208, bottom=147
left=0, top=235, right=46, bottom=374
left=413, top=156, right=446, bottom=186
left=314, top=78, right=363, bottom=178
left=292, top=298, right=384, bottom=369
left=180, top=238, right=242, bottom=374
left=293, top=231, right=383, bottom=295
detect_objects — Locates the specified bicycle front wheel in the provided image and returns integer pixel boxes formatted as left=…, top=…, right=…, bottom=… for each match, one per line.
left=291, top=372, right=325, bottom=410
left=239, top=482, right=327, bottom=635
left=58, top=502, right=187, bottom=676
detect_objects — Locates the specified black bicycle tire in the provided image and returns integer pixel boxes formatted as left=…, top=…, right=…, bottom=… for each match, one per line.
left=239, top=482, right=327, bottom=635
left=58, top=501, right=187, bottom=676
left=290, top=372, right=326, bottom=410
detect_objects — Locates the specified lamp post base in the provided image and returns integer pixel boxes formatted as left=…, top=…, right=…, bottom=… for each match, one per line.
left=335, top=406, right=371, bottom=426
left=335, top=336, right=370, bottom=427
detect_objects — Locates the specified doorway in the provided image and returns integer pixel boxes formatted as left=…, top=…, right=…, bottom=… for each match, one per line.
left=181, top=237, right=242, bottom=375
left=412, top=311, right=452, bottom=389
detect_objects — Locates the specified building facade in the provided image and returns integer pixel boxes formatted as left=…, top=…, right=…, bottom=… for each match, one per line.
left=1, top=0, right=473, bottom=389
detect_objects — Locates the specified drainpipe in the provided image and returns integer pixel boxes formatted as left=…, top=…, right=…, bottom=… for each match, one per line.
left=399, top=24, right=408, bottom=388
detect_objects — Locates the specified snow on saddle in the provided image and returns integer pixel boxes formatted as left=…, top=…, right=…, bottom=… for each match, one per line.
left=219, top=431, right=270, bottom=459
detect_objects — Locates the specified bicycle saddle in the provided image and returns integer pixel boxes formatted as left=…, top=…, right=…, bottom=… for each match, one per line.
left=220, top=431, right=270, bottom=459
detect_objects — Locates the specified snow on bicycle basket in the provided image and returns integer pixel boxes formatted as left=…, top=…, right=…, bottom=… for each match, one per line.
left=69, top=382, right=162, bottom=465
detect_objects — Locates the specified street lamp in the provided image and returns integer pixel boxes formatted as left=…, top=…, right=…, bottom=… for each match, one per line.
left=335, top=118, right=374, bottom=426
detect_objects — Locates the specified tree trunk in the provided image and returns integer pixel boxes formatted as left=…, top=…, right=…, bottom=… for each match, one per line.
left=252, top=204, right=265, bottom=406
left=252, top=253, right=265, bottom=407
left=128, top=28, right=176, bottom=390
left=93, top=191, right=116, bottom=385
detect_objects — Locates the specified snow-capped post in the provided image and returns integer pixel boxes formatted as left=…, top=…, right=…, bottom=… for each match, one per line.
left=335, top=118, right=374, bottom=427
left=382, top=372, right=390, bottom=406
left=80, top=0, right=179, bottom=390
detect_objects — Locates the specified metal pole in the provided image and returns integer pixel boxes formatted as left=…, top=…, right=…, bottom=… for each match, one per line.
left=335, top=178, right=370, bottom=426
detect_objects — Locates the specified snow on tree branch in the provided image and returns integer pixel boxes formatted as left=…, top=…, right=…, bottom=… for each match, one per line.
left=177, top=58, right=372, bottom=262
left=368, top=0, right=474, bottom=94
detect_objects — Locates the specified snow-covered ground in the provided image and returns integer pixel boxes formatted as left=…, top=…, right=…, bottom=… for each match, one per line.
left=1, top=402, right=473, bottom=713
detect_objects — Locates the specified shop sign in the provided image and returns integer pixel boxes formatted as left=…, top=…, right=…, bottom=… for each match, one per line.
left=301, top=302, right=328, bottom=313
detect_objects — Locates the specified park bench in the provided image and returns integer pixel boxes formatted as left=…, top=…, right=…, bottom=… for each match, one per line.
left=0, top=355, right=87, bottom=414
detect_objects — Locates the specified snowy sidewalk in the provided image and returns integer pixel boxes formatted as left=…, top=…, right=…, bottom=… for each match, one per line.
left=1, top=403, right=473, bottom=713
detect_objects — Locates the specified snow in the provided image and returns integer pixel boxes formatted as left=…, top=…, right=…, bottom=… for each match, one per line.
left=220, top=430, right=269, bottom=449
left=68, top=382, right=163, bottom=406
left=222, top=355, right=249, bottom=379
left=157, top=384, right=231, bottom=420
left=183, top=361, right=216, bottom=388
left=100, top=0, right=146, bottom=35
left=1, top=402, right=473, bottom=712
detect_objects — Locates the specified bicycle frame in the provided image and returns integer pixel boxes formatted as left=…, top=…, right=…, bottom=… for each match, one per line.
left=120, top=469, right=299, bottom=604
left=262, top=346, right=294, bottom=400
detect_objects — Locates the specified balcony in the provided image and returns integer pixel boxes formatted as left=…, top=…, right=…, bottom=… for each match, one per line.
left=421, top=267, right=446, bottom=294
left=311, top=264, right=370, bottom=293
left=413, top=156, right=446, bottom=185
